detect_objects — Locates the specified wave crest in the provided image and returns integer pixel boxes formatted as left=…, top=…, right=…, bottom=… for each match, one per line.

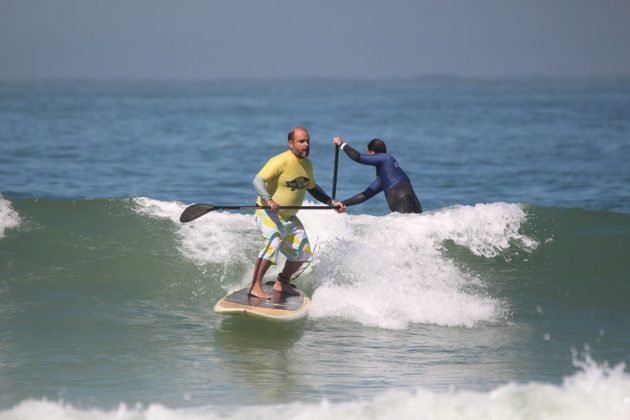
left=0, top=195, right=20, bottom=239
left=2, top=358, right=627, bottom=420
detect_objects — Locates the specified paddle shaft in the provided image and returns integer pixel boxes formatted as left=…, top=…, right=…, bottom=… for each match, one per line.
left=179, top=202, right=338, bottom=223
left=332, top=145, right=340, bottom=200
left=211, top=205, right=335, bottom=210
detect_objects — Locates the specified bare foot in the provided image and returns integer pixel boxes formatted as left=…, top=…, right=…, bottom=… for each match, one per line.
left=248, top=286, right=270, bottom=300
left=272, top=281, right=301, bottom=296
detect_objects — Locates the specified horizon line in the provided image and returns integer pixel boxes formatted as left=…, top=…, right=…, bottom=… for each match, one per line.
left=1, top=73, right=630, bottom=84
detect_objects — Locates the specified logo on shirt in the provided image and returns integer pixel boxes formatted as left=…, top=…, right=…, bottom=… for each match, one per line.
left=285, top=177, right=310, bottom=191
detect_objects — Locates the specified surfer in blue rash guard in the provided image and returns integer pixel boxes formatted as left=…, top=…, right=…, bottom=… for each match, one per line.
left=332, top=136, right=422, bottom=214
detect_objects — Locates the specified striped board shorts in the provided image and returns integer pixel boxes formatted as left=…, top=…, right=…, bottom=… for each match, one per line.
left=255, top=209, right=313, bottom=264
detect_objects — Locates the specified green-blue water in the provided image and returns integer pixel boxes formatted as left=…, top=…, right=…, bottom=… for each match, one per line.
left=1, top=79, right=629, bottom=419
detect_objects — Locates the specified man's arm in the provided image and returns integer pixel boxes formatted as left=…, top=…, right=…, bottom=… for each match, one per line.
left=333, top=136, right=361, bottom=161
left=342, top=192, right=371, bottom=206
left=340, top=143, right=362, bottom=162
left=333, top=136, right=385, bottom=165
left=253, top=175, right=271, bottom=202
left=342, top=179, right=382, bottom=206
left=307, top=184, right=334, bottom=205
left=307, top=185, right=346, bottom=212
left=253, top=175, right=279, bottom=212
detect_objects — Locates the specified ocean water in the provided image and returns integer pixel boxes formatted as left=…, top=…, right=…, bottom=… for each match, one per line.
left=1, top=79, right=629, bottom=419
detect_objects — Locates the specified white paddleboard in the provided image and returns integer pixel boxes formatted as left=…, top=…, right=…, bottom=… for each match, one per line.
left=214, top=281, right=310, bottom=322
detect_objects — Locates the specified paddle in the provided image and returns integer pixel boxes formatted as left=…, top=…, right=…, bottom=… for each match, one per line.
left=332, top=144, right=340, bottom=199
left=180, top=203, right=337, bottom=223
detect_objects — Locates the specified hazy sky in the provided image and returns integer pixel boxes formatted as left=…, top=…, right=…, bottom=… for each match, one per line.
left=1, top=0, right=629, bottom=80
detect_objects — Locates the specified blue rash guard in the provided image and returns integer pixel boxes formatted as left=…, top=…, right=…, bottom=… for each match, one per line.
left=341, top=143, right=422, bottom=214
left=357, top=153, right=409, bottom=195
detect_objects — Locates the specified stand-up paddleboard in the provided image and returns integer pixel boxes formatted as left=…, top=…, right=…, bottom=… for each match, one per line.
left=214, top=281, right=310, bottom=322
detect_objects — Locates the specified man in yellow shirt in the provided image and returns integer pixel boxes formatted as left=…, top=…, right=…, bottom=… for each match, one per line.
left=250, top=127, right=346, bottom=299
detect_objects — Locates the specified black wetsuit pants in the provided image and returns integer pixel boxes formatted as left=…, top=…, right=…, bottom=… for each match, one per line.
left=385, top=180, right=422, bottom=214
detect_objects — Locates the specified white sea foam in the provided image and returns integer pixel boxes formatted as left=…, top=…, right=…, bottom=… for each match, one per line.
left=0, top=195, right=20, bottom=239
left=133, top=197, right=259, bottom=267
left=1, top=358, right=627, bottom=420
left=134, top=199, right=537, bottom=329
left=305, top=202, right=536, bottom=329
left=133, top=197, right=262, bottom=290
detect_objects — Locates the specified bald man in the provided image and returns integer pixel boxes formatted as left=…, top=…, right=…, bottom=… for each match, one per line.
left=250, top=127, right=345, bottom=299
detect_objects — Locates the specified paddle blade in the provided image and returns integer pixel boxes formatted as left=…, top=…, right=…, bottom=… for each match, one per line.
left=180, top=204, right=215, bottom=223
